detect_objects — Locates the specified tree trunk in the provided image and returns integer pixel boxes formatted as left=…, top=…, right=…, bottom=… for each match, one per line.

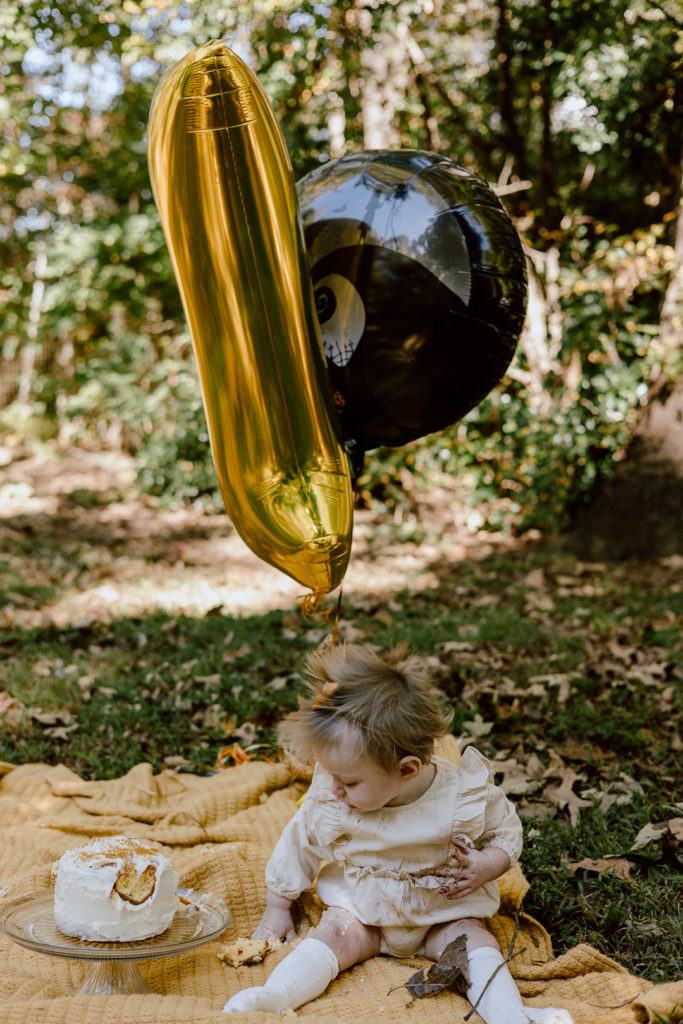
left=515, top=248, right=563, bottom=416
left=567, top=371, right=683, bottom=559
left=568, top=158, right=683, bottom=561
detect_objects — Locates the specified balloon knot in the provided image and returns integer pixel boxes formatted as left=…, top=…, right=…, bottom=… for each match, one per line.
left=297, top=590, right=343, bottom=642
left=299, top=591, right=325, bottom=617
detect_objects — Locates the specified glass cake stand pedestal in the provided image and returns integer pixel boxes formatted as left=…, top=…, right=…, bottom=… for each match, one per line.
left=0, top=886, right=231, bottom=995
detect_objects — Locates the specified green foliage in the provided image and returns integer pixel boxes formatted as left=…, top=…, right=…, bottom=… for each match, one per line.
left=133, top=345, right=221, bottom=507
left=1, top=0, right=682, bottom=527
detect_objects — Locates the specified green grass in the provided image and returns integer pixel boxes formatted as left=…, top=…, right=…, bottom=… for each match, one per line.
left=522, top=798, right=682, bottom=985
left=0, top=609, right=313, bottom=776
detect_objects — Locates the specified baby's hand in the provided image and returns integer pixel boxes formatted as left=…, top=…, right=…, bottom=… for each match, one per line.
left=435, top=838, right=510, bottom=900
left=252, top=891, right=297, bottom=942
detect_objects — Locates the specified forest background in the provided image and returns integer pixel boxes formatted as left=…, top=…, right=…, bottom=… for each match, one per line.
left=1, top=0, right=682, bottom=548
left=0, top=0, right=682, bottom=998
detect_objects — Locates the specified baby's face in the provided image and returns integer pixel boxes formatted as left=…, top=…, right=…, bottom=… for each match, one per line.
left=315, top=740, right=406, bottom=812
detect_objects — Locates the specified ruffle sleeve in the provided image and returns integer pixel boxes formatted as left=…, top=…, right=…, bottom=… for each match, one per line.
left=452, top=746, right=523, bottom=866
left=264, top=766, right=343, bottom=901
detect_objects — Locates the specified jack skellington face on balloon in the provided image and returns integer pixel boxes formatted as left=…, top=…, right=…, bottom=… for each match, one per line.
left=314, top=272, right=366, bottom=368
left=298, top=151, right=527, bottom=452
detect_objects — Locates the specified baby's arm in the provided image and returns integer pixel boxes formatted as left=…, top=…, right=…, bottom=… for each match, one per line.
left=435, top=838, right=510, bottom=900
left=252, top=889, right=297, bottom=941
left=257, top=772, right=331, bottom=941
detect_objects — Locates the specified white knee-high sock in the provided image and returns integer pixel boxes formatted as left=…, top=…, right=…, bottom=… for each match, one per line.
left=467, top=948, right=575, bottom=1024
left=223, top=937, right=339, bottom=1014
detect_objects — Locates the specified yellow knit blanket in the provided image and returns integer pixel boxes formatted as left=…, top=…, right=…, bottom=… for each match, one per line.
left=0, top=738, right=680, bottom=1023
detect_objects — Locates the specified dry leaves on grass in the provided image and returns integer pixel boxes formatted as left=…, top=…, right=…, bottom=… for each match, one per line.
left=432, top=572, right=680, bottom=828
left=567, top=815, right=683, bottom=880
left=28, top=707, right=79, bottom=740
left=567, top=856, right=636, bottom=881
left=631, top=818, right=683, bottom=851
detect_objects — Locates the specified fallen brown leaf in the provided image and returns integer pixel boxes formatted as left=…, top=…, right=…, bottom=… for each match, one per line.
left=493, top=754, right=546, bottom=797
left=543, top=765, right=593, bottom=826
left=567, top=856, right=634, bottom=881
left=461, top=715, right=494, bottom=739
left=400, top=935, right=469, bottom=1002
left=630, top=818, right=683, bottom=851
left=0, top=691, right=22, bottom=715
left=30, top=708, right=75, bottom=727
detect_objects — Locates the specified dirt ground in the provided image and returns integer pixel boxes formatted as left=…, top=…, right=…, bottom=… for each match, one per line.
left=0, top=442, right=524, bottom=628
left=3, top=440, right=682, bottom=636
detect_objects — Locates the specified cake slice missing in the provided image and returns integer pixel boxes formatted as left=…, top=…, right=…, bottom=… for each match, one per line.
left=113, top=864, right=158, bottom=905
left=53, top=835, right=181, bottom=942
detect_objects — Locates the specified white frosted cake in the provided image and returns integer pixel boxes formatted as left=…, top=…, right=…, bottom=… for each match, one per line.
left=53, top=835, right=181, bottom=941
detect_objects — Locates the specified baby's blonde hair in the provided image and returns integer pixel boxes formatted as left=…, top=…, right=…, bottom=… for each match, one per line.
left=277, top=642, right=453, bottom=771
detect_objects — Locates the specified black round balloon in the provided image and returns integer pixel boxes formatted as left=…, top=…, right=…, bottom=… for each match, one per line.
left=297, top=150, right=527, bottom=452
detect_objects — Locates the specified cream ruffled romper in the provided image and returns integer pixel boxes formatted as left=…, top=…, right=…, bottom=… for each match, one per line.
left=266, top=745, right=523, bottom=957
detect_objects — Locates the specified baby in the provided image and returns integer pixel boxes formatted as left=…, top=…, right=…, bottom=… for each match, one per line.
left=224, top=642, right=573, bottom=1023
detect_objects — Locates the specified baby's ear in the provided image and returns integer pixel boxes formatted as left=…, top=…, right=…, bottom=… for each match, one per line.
left=398, top=755, right=421, bottom=779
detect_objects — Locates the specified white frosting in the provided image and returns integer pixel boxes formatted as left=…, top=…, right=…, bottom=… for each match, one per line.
left=53, top=835, right=181, bottom=941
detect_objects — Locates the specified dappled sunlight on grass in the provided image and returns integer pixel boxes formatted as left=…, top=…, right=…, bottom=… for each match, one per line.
left=47, top=562, right=303, bottom=623
left=1, top=449, right=514, bottom=626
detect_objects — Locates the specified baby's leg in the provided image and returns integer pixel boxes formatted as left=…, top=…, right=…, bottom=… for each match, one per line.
left=425, top=918, right=574, bottom=1024
left=223, top=908, right=379, bottom=1014
left=309, top=906, right=381, bottom=969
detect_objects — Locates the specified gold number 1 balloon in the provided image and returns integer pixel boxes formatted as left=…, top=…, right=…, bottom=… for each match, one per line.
left=148, top=42, right=353, bottom=596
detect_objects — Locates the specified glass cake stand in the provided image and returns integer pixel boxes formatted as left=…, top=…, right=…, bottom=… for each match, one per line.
left=0, top=886, right=231, bottom=995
